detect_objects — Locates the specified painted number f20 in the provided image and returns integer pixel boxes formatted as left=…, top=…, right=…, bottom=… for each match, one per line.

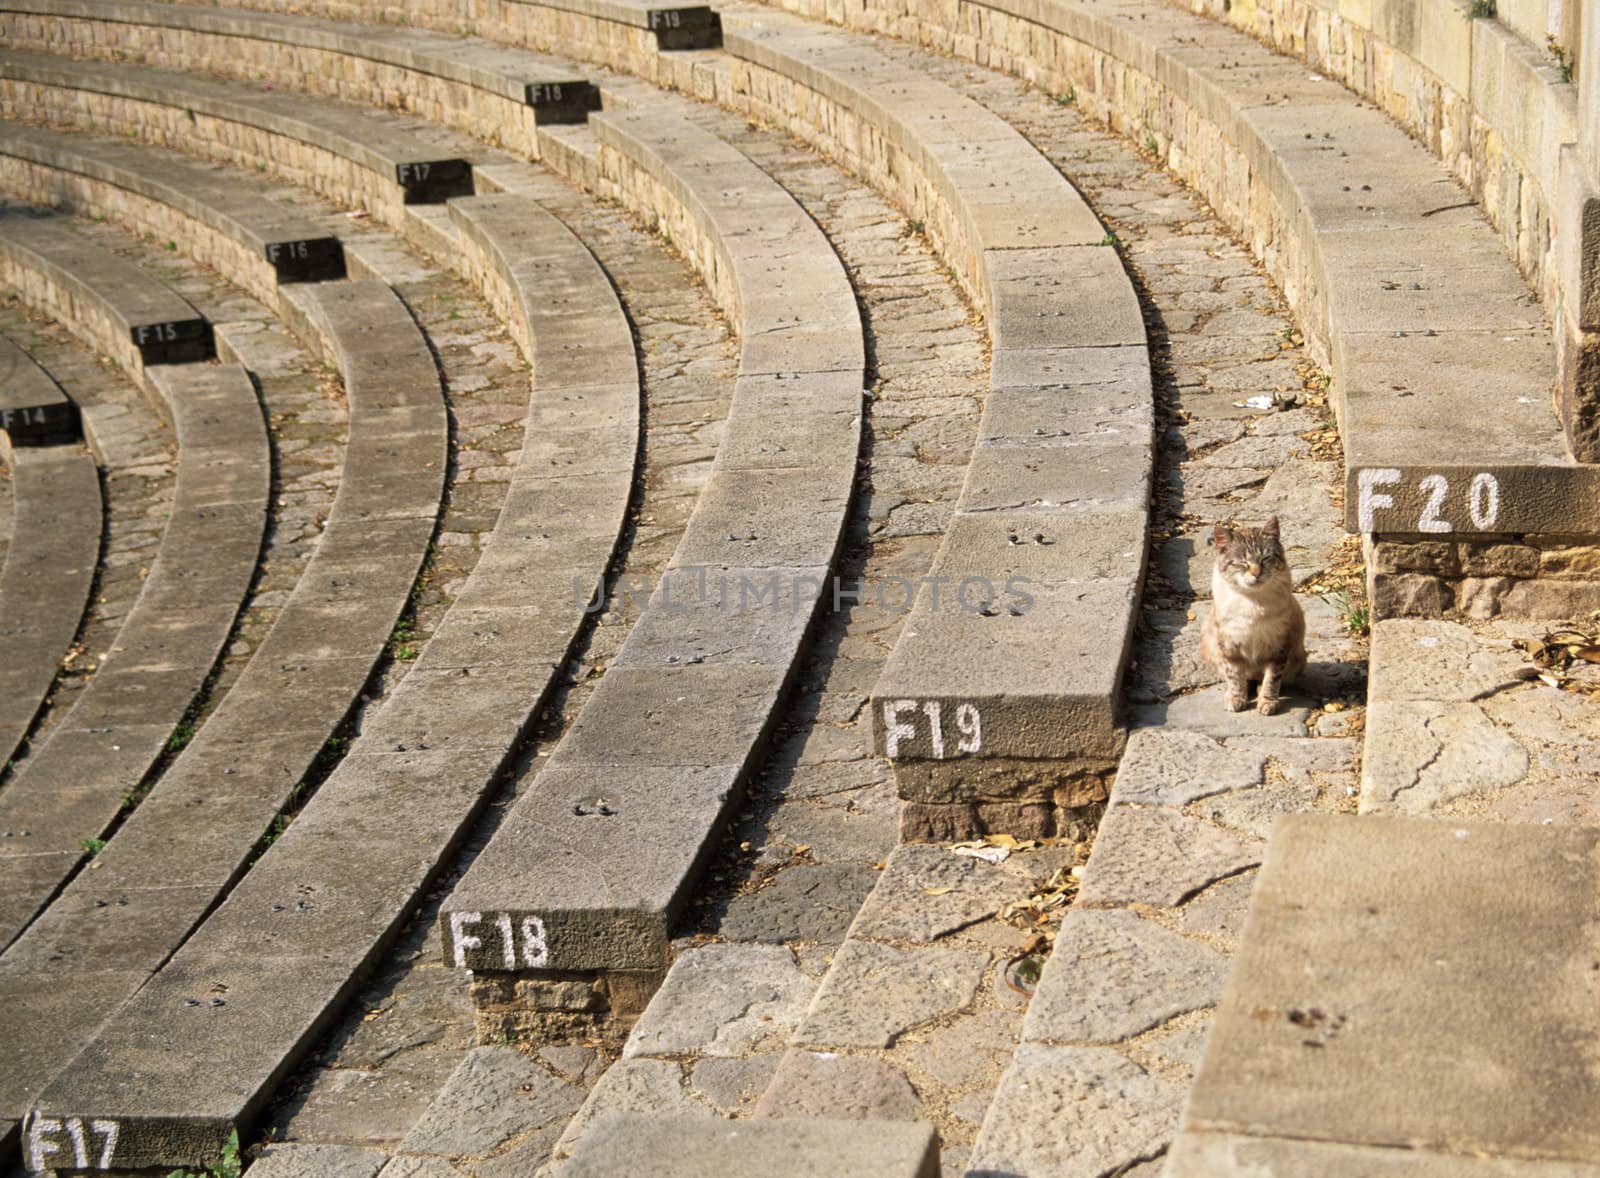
left=883, top=700, right=982, bottom=759
left=26, top=1114, right=119, bottom=1171
left=450, top=911, right=549, bottom=969
left=1357, top=469, right=1502, bottom=533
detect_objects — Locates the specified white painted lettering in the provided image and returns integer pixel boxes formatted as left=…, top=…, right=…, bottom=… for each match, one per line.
left=884, top=700, right=916, bottom=759
left=92, top=1119, right=119, bottom=1168
left=449, top=910, right=483, bottom=968
left=520, top=916, right=549, bottom=967
left=956, top=704, right=982, bottom=753
left=1417, top=474, right=1451, bottom=533
left=1357, top=468, right=1401, bottom=533
left=1470, top=472, right=1500, bottom=529
left=494, top=913, right=516, bottom=969
left=923, top=701, right=944, bottom=759
left=27, top=1115, right=62, bottom=1172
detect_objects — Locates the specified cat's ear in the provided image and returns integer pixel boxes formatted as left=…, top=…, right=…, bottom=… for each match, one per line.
left=1212, top=522, right=1232, bottom=548
left=1262, top=515, right=1280, bottom=539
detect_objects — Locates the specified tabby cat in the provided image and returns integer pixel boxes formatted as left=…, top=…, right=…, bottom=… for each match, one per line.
left=1198, top=516, right=1306, bottom=715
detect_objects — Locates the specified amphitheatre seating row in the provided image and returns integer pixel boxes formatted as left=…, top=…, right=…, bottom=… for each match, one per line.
left=562, top=1115, right=941, bottom=1176
left=0, top=123, right=346, bottom=301
left=22, top=176, right=644, bottom=1173
left=0, top=212, right=269, bottom=955
left=0, top=335, right=98, bottom=772
left=716, top=12, right=1149, bottom=834
left=0, top=322, right=78, bottom=445
left=438, top=103, right=864, bottom=975
left=751, top=0, right=1577, bottom=542
left=0, top=276, right=448, bottom=1142
left=0, top=209, right=215, bottom=376
left=0, top=48, right=486, bottom=219
left=0, top=0, right=601, bottom=159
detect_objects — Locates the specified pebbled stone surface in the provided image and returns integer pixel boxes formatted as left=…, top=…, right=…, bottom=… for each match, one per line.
left=752, top=1049, right=921, bottom=1120
left=397, top=1047, right=583, bottom=1158
left=622, top=945, right=814, bottom=1059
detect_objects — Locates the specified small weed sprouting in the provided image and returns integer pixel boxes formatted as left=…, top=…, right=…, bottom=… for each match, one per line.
left=388, top=616, right=419, bottom=661
left=1056, top=86, right=1076, bottom=106
left=1099, top=232, right=1118, bottom=247
left=165, top=241, right=178, bottom=252
left=1320, top=586, right=1371, bottom=638
left=165, top=718, right=196, bottom=755
left=165, top=1130, right=243, bottom=1178
left=1469, top=0, right=1494, bottom=16
left=1548, top=35, right=1574, bottom=83
left=905, top=218, right=925, bottom=235
left=1143, top=133, right=1160, bottom=156
left=80, top=837, right=107, bottom=857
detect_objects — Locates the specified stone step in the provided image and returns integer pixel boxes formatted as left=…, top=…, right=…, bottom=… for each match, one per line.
left=745, top=0, right=1597, bottom=606
left=0, top=356, right=268, bottom=952
left=0, top=278, right=446, bottom=1132
left=0, top=351, right=99, bottom=768
left=558, top=1114, right=939, bottom=1176
left=0, top=47, right=486, bottom=220
left=0, top=328, right=79, bottom=446
left=0, top=207, right=215, bottom=378
left=712, top=12, right=1150, bottom=838
left=1173, top=812, right=1600, bottom=1170
left=0, top=123, right=347, bottom=303
left=0, top=0, right=600, bottom=159
left=22, top=180, right=643, bottom=1175
left=436, top=104, right=864, bottom=983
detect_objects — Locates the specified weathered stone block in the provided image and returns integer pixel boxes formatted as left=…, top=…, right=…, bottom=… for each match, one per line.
left=1368, top=570, right=1452, bottom=618
left=1457, top=542, right=1538, bottom=578
left=1368, top=539, right=1458, bottom=576
left=1455, top=576, right=1511, bottom=619
left=1500, top=577, right=1600, bottom=617
left=1537, top=544, right=1600, bottom=578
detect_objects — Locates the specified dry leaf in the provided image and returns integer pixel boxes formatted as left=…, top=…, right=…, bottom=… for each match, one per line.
left=923, top=886, right=956, bottom=896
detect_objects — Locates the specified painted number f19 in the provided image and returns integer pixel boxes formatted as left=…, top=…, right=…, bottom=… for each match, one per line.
left=883, top=700, right=982, bottom=759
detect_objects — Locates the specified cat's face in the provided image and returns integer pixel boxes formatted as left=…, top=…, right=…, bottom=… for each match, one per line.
left=1213, top=517, right=1289, bottom=591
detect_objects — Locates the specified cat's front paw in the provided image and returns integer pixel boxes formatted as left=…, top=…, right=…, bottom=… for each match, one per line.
left=1256, top=695, right=1280, bottom=716
left=1226, top=693, right=1249, bottom=712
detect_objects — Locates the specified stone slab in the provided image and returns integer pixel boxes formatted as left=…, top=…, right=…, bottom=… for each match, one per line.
left=560, top=1114, right=939, bottom=1177
left=1185, top=814, right=1600, bottom=1162
left=440, top=764, right=744, bottom=972
left=1077, top=807, right=1262, bottom=907
left=847, top=843, right=1028, bottom=942
left=795, top=940, right=987, bottom=1049
left=623, top=944, right=814, bottom=1058
left=752, top=1050, right=920, bottom=1121
left=247, top=1144, right=388, bottom=1178
left=1167, top=1132, right=1600, bottom=1176
left=398, top=1047, right=582, bottom=1157
left=967, top=1043, right=1183, bottom=1178
left=1023, top=909, right=1228, bottom=1046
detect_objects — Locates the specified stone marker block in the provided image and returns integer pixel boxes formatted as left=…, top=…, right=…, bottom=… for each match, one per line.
left=1184, top=813, right=1600, bottom=1163
left=524, top=80, right=603, bottom=122
left=393, top=158, right=474, bottom=204
left=264, top=236, right=347, bottom=283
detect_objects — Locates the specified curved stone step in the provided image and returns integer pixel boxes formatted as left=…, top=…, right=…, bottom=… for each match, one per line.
left=0, top=338, right=99, bottom=770
left=0, top=345, right=268, bottom=949
left=0, top=277, right=447, bottom=1135
left=743, top=0, right=1591, bottom=609
left=436, top=105, right=863, bottom=982
left=0, top=328, right=78, bottom=446
left=712, top=11, right=1150, bottom=837
left=0, top=207, right=215, bottom=380
left=0, top=122, right=346, bottom=304
left=0, top=48, right=487, bottom=221
left=0, top=0, right=600, bottom=158
left=22, top=187, right=643, bottom=1174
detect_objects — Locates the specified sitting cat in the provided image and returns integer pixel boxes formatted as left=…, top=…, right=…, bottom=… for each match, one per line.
left=1199, top=516, right=1306, bottom=715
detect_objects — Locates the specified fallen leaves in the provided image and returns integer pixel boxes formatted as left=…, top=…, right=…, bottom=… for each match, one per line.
left=1514, top=623, right=1600, bottom=691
